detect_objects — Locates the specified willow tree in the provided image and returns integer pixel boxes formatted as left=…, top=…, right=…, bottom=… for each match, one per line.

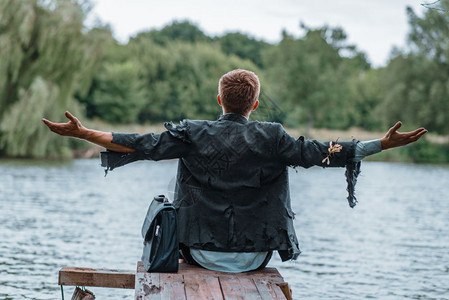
left=0, top=0, right=110, bottom=157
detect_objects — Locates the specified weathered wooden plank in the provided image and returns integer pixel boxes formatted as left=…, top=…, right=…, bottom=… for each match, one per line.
left=134, top=261, right=290, bottom=299
left=136, top=262, right=186, bottom=300
left=159, top=273, right=186, bottom=300
left=239, top=268, right=285, bottom=284
left=253, top=278, right=285, bottom=300
left=184, top=275, right=223, bottom=299
left=60, top=261, right=291, bottom=300
left=178, top=263, right=284, bottom=282
left=219, top=275, right=262, bottom=300
left=135, top=271, right=161, bottom=300
left=139, top=261, right=284, bottom=280
left=58, top=267, right=134, bottom=289
left=275, top=282, right=292, bottom=300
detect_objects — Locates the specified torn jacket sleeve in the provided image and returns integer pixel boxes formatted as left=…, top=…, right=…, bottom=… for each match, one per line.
left=101, top=121, right=191, bottom=172
left=276, top=128, right=362, bottom=208
left=277, top=129, right=358, bottom=168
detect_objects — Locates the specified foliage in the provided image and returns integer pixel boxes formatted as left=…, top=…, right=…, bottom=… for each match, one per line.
left=132, top=20, right=211, bottom=45
left=407, top=1, right=449, bottom=63
left=347, top=68, right=384, bottom=131
left=217, top=32, right=269, bottom=68
left=370, top=139, right=449, bottom=164
left=262, top=26, right=370, bottom=131
left=1, top=1, right=448, bottom=160
left=89, top=60, right=147, bottom=123
left=0, top=0, right=111, bottom=157
left=377, top=2, right=449, bottom=135
left=79, top=34, right=260, bottom=123
left=404, top=138, right=449, bottom=163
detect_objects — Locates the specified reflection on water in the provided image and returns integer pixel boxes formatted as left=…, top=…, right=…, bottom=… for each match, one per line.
left=0, top=160, right=448, bottom=299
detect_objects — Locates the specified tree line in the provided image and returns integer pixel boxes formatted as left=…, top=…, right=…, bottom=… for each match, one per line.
left=0, top=0, right=448, bottom=158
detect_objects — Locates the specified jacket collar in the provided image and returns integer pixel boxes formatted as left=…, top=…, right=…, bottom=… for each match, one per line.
left=218, top=113, right=248, bottom=124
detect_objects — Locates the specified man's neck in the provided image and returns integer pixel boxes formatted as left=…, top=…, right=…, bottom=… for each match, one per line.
left=222, top=110, right=250, bottom=119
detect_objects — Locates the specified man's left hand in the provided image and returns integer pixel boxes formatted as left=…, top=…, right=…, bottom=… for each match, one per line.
left=381, top=121, right=428, bottom=150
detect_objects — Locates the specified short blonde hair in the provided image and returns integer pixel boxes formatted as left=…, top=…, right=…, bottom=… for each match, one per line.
left=218, top=69, right=260, bottom=115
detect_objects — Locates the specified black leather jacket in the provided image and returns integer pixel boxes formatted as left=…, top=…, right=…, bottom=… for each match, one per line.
left=101, top=113, right=360, bottom=261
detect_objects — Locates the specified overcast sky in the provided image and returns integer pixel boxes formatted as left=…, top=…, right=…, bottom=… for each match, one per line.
left=86, top=0, right=428, bottom=67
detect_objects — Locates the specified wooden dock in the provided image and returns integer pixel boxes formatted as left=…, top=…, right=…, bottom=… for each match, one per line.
left=59, top=261, right=293, bottom=299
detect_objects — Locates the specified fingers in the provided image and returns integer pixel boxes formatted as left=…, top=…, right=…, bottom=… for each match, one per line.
left=43, top=111, right=77, bottom=125
left=399, top=128, right=427, bottom=146
left=42, top=117, right=66, bottom=127
left=41, top=118, right=60, bottom=134
left=400, top=128, right=428, bottom=142
left=41, top=118, right=51, bottom=126
left=42, top=118, right=57, bottom=128
left=65, top=111, right=78, bottom=123
left=389, top=121, right=402, bottom=134
left=410, top=128, right=428, bottom=141
left=407, top=127, right=426, bottom=136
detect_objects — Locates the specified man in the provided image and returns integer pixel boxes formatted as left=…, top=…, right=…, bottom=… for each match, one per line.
left=42, top=69, right=427, bottom=273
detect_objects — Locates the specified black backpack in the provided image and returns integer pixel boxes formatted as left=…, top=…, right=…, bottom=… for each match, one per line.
left=141, top=195, right=179, bottom=272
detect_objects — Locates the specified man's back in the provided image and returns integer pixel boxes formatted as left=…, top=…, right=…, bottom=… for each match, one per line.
left=172, top=113, right=299, bottom=260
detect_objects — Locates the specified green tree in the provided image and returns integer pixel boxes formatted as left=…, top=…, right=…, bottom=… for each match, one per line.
left=379, top=53, right=449, bottom=133
left=132, top=20, right=211, bottom=45
left=90, top=61, right=147, bottom=123
left=407, top=1, right=449, bottom=63
left=217, top=32, right=270, bottom=68
left=126, top=38, right=260, bottom=122
left=0, top=0, right=110, bottom=157
left=377, top=1, right=449, bottom=134
left=262, top=26, right=370, bottom=131
left=346, top=68, right=384, bottom=131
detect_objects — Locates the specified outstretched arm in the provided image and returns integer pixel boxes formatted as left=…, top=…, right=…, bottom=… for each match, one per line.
left=42, top=111, right=135, bottom=153
left=380, top=121, right=427, bottom=150
left=353, top=122, right=428, bottom=161
left=277, top=121, right=427, bottom=167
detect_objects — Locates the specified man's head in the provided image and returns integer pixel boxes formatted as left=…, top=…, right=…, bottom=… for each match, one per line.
left=218, top=69, right=260, bottom=117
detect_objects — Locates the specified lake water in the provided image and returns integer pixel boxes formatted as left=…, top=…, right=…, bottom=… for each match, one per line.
left=1, top=159, right=448, bottom=299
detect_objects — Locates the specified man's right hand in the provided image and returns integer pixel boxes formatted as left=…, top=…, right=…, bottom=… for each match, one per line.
left=42, top=111, right=86, bottom=139
left=42, top=111, right=135, bottom=153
